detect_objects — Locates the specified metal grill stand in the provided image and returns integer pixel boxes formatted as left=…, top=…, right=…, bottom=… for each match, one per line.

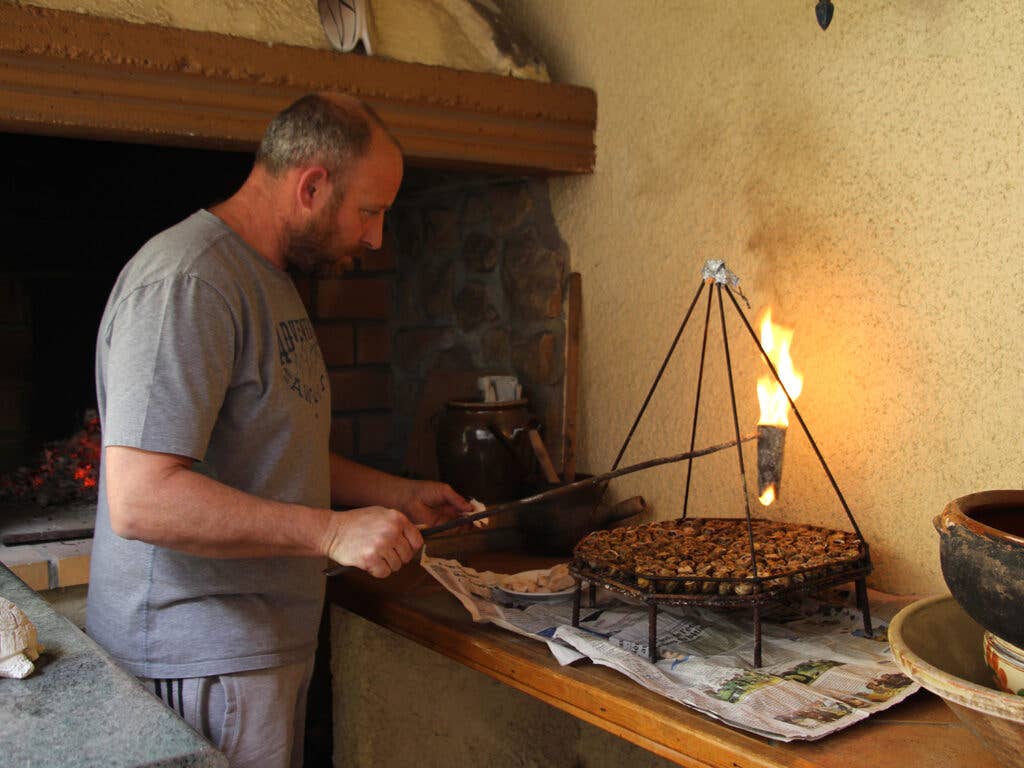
left=570, top=266, right=873, bottom=667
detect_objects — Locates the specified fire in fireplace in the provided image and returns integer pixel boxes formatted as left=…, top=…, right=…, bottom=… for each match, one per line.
left=0, top=410, right=99, bottom=508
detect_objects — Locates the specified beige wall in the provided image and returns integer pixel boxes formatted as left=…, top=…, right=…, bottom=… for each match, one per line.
left=16, top=0, right=328, bottom=46
left=500, top=0, right=1024, bottom=595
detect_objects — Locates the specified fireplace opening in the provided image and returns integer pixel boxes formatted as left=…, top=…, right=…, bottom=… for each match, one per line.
left=0, top=130, right=571, bottom=514
left=0, top=121, right=571, bottom=768
left=0, top=132, right=252, bottom=482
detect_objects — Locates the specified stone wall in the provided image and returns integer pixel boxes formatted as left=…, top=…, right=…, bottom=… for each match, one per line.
left=387, top=171, right=570, bottom=476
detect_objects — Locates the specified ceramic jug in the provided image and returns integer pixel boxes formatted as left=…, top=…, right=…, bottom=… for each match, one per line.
left=435, top=399, right=535, bottom=504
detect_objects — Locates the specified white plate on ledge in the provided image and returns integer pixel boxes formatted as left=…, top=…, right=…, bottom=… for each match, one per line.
left=491, top=584, right=578, bottom=605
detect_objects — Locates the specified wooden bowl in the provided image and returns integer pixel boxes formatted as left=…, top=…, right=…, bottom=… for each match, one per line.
left=935, top=489, right=1024, bottom=648
left=889, top=595, right=1024, bottom=768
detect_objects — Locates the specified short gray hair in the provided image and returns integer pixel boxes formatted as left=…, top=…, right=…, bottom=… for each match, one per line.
left=256, top=94, right=394, bottom=178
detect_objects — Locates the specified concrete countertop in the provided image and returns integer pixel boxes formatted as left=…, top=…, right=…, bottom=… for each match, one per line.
left=0, top=563, right=227, bottom=768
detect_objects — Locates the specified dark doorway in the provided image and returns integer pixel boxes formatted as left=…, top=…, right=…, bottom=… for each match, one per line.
left=0, top=132, right=251, bottom=472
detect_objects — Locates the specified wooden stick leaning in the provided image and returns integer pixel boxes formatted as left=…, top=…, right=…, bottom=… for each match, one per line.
left=324, top=434, right=755, bottom=577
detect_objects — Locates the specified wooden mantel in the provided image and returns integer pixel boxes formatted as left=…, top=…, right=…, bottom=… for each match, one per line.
left=0, top=4, right=595, bottom=175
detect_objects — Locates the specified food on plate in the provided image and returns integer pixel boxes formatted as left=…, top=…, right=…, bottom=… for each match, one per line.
left=502, top=563, right=575, bottom=593
left=573, top=518, right=865, bottom=595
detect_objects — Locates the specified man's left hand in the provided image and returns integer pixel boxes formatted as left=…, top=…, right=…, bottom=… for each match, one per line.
left=397, top=481, right=474, bottom=528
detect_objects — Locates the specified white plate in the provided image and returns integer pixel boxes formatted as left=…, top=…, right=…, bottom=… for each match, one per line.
left=490, top=583, right=580, bottom=606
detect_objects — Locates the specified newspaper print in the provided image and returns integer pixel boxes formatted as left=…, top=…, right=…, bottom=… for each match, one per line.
left=419, top=552, right=920, bottom=742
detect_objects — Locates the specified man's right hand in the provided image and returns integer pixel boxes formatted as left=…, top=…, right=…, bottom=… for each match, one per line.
left=322, top=506, right=424, bottom=578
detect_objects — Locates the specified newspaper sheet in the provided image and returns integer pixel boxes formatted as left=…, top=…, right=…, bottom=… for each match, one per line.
left=419, top=552, right=920, bottom=742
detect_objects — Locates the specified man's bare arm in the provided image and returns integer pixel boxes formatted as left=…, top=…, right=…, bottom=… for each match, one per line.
left=328, top=452, right=472, bottom=526
left=105, top=445, right=421, bottom=576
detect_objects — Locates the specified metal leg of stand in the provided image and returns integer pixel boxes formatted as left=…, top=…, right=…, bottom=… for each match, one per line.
left=856, top=577, right=873, bottom=638
left=572, top=582, right=581, bottom=627
left=589, top=582, right=597, bottom=608
left=648, top=603, right=658, bottom=664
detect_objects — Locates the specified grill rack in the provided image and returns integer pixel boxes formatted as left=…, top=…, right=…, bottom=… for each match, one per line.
left=574, top=266, right=874, bottom=667
left=569, top=529, right=873, bottom=665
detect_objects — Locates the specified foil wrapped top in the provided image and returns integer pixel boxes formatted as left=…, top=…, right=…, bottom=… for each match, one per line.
left=701, top=260, right=749, bottom=306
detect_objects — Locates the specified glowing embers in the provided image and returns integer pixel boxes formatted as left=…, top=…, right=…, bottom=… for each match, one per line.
left=0, top=411, right=100, bottom=507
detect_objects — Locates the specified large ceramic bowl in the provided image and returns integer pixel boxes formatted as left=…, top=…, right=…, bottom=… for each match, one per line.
left=889, top=595, right=1024, bottom=768
left=935, top=489, right=1024, bottom=648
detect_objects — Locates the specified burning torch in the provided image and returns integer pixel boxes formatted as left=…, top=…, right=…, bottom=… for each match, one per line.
left=756, top=310, right=803, bottom=506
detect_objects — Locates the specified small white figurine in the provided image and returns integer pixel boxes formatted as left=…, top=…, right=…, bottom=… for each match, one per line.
left=0, top=596, right=44, bottom=679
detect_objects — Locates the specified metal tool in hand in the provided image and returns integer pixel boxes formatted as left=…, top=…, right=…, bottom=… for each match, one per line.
left=323, top=434, right=753, bottom=577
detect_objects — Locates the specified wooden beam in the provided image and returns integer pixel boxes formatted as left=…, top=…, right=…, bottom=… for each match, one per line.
left=0, top=5, right=595, bottom=174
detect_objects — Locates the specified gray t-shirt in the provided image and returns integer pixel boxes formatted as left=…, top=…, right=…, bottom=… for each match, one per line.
left=86, top=210, right=331, bottom=678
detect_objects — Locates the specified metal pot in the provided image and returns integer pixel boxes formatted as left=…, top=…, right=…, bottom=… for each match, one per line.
left=517, top=482, right=646, bottom=557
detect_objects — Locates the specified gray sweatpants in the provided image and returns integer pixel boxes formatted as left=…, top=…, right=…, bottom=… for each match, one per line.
left=143, top=656, right=315, bottom=768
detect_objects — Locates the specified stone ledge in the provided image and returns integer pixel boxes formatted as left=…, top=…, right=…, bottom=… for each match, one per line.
left=0, top=563, right=226, bottom=767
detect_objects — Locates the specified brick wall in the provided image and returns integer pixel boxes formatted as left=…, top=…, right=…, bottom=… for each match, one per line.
left=302, top=244, right=399, bottom=472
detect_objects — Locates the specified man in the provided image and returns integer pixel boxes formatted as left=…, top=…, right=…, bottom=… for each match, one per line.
left=86, top=93, right=472, bottom=767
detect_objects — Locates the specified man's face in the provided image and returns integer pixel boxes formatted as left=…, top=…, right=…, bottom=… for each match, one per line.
left=283, top=135, right=403, bottom=275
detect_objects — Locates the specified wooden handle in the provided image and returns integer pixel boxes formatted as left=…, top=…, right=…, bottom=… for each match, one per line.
left=562, top=273, right=581, bottom=482
left=528, top=429, right=561, bottom=484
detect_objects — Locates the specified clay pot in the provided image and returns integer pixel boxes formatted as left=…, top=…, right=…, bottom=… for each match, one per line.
left=515, top=475, right=607, bottom=556
left=516, top=487, right=648, bottom=557
left=935, top=490, right=1024, bottom=649
left=435, top=399, right=535, bottom=505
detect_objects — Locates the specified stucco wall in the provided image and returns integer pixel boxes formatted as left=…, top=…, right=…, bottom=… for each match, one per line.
left=500, top=0, right=1024, bottom=595
left=15, top=0, right=328, bottom=47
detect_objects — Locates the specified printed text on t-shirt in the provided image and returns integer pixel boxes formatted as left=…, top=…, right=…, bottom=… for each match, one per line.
left=276, top=318, right=327, bottom=405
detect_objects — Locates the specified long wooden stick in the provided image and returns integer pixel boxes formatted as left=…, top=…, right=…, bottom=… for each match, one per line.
left=561, top=272, right=582, bottom=481
left=324, top=434, right=754, bottom=576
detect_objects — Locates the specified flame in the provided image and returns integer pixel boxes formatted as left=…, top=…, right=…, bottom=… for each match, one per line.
left=759, top=485, right=776, bottom=506
left=756, top=309, right=803, bottom=428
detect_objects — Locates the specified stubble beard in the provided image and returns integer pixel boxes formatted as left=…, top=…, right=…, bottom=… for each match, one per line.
left=282, top=203, right=359, bottom=277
